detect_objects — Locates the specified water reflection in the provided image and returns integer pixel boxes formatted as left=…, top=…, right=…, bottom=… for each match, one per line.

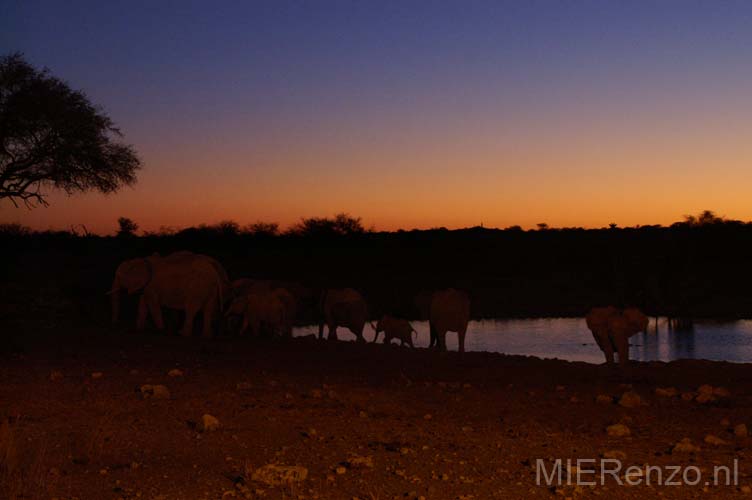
left=293, top=317, right=752, bottom=364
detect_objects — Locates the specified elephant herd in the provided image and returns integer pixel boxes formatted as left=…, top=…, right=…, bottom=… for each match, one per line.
left=109, top=251, right=473, bottom=352
left=110, top=251, right=649, bottom=363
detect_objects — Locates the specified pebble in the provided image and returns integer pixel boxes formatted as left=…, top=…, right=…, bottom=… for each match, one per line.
left=251, top=464, right=308, bottom=485
left=735, top=424, right=749, bottom=438
left=618, top=391, right=642, bottom=408
left=200, top=414, right=220, bottom=432
left=672, top=438, right=700, bottom=453
left=654, top=387, right=678, bottom=397
left=140, top=384, right=170, bottom=399
left=606, top=424, right=630, bottom=437
left=167, top=369, right=184, bottom=377
left=704, top=434, right=728, bottom=446
left=680, top=392, right=695, bottom=402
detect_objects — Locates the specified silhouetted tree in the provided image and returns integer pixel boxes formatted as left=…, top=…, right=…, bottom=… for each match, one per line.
left=536, top=222, right=549, bottom=231
left=0, top=222, right=31, bottom=236
left=0, top=53, right=141, bottom=207
left=682, top=210, right=726, bottom=226
left=213, top=220, right=241, bottom=237
left=116, top=217, right=138, bottom=237
left=243, top=221, right=279, bottom=236
left=288, top=213, right=366, bottom=237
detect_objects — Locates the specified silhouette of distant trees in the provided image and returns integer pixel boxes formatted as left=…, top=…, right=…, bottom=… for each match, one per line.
left=244, top=222, right=279, bottom=237
left=288, top=213, right=367, bottom=237
left=0, top=53, right=140, bottom=207
left=5, top=209, right=752, bottom=322
left=116, top=217, right=138, bottom=237
left=680, top=210, right=727, bottom=227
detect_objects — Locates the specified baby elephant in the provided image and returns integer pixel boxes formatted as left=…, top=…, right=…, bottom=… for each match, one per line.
left=371, top=315, right=417, bottom=347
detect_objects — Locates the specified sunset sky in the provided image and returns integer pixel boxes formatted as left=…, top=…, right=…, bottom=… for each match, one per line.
left=4, top=1, right=752, bottom=233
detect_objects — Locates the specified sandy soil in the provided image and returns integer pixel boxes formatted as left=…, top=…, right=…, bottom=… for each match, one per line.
left=2, top=328, right=752, bottom=499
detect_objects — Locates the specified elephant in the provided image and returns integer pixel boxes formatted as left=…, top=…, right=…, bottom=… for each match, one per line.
left=585, top=306, right=649, bottom=366
left=429, top=289, right=470, bottom=352
left=227, top=279, right=298, bottom=336
left=318, top=288, right=368, bottom=341
left=240, top=291, right=288, bottom=337
left=371, top=315, right=416, bottom=347
left=110, top=251, right=230, bottom=338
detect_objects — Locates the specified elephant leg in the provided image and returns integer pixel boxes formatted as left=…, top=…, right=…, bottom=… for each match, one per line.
left=318, top=322, right=325, bottom=339
left=615, top=333, right=630, bottom=367
left=201, top=301, right=216, bottom=339
left=429, top=323, right=437, bottom=347
left=354, top=325, right=365, bottom=342
left=593, top=329, right=614, bottom=364
left=139, top=294, right=164, bottom=331
left=327, top=323, right=338, bottom=340
left=372, top=331, right=381, bottom=343
left=436, top=329, right=447, bottom=351
left=136, top=296, right=148, bottom=330
left=458, top=326, right=467, bottom=354
left=181, top=305, right=199, bottom=337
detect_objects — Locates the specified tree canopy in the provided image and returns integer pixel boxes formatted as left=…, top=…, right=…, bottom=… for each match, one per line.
left=0, top=53, right=141, bottom=207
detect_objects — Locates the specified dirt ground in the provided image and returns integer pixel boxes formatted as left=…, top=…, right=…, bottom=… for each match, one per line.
left=2, top=327, right=752, bottom=499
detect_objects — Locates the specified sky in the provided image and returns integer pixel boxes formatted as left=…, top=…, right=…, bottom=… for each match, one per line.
left=3, top=0, right=752, bottom=233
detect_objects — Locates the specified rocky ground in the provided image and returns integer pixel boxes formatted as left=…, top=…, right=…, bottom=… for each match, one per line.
left=2, top=327, right=752, bottom=499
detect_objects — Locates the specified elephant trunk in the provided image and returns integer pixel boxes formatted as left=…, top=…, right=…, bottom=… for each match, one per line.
left=110, top=276, right=121, bottom=324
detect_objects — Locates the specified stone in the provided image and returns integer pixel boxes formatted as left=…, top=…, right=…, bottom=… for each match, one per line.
left=713, top=386, right=731, bottom=398
left=680, top=392, right=695, bottom=402
left=335, top=466, right=347, bottom=475
left=346, top=454, right=374, bottom=468
left=140, top=384, right=170, bottom=399
left=721, top=418, right=731, bottom=427
left=618, top=391, right=642, bottom=408
left=49, top=370, right=63, bottom=381
left=695, top=392, right=716, bottom=404
left=672, top=438, right=700, bottom=453
left=704, top=434, right=728, bottom=446
left=735, top=424, right=749, bottom=438
left=698, top=384, right=714, bottom=395
left=655, top=387, right=678, bottom=397
left=606, top=424, right=630, bottom=437
left=251, top=464, right=308, bottom=486
left=596, top=394, right=613, bottom=405
left=168, top=369, right=184, bottom=377
left=201, top=414, right=220, bottom=432
left=91, top=372, right=103, bottom=379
